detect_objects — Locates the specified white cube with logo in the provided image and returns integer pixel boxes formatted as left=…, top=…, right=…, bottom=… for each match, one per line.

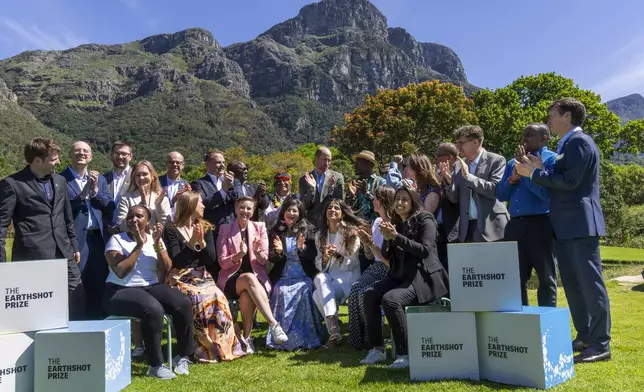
left=0, top=259, right=68, bottom=335
left=407, top=305, right=479, bottom=381
left=0, top=332, right=34, bottom=392
left=476, top=307, right=574, bottom=389
left=448, top=242, right=522, bottom=312
left=34, top=320, right=131, bottom=392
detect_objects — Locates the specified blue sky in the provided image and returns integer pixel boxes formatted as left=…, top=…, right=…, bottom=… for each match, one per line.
left=1, top=0, right=643, bottom=101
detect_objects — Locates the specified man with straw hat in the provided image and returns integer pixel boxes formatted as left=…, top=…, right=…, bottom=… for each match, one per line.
left=346, top=150, right=386, bottom=223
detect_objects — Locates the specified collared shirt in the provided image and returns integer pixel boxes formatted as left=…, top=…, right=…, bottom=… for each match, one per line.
left=467, top=149, right=484, bottom=220
left=112, top=168, right=128, bottom=202
left=497, top=146, right=557, bottom=217
left=70, top=166, right=100, bottom=229
left=312, top=169, right=326, bottom=192
left=35, top=175, right=54, bottom=203
left=557, top=126, right=582, bottom=153
left=165, top=176, right=183, bottom=207
left=207, top=172, right=228, bottom=199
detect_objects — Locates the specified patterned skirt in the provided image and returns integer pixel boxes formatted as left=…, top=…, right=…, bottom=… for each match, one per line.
left=347, top=261, right=390, bottom=349
left=168, top=267, right=246, bottom=363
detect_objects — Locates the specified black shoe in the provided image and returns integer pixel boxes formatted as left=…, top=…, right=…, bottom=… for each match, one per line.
left=572, top=339, right=588, bottom=352
left=573, top=347, right=611, bottom=363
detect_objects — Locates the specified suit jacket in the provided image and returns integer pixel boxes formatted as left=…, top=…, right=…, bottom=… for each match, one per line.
left=102, top=167, right=131, bottom=224
left=438, top=193, right=460, bottom=243
left=116, top=191, right=171, bottom=232
left=61, top=167, right=112, bottom=269
left=444, top=150, right=509, bottom=242
left=531, top=130, right=606, bottom=240
left=159, top=174, right=189, bottom=207
left=233, top=181, right=270, bottom=220
left=298, top=169, right=344, bottom=228
left=192, top=175, right=238, bottom=229
left=216, top=221, right=270, bottom=293
left=268, top=221, right=318, bottom=285
left=0, top=167, right=79, bottom=263
left=382, top=211, right=449, bottom=304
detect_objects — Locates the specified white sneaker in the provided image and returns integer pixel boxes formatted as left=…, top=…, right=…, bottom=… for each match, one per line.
left=240, top=336, right=256, bottom=354
left=360, top=348, right=387, bottom=365
left=389, top=355, right=409, bottom=369
left=146, top=364, right=176, bottom=380
left=270, top=323, right=288, bottom=345
left=132, top=345, right=145, bottom=357
left=172, top=356, right=190, bottom=376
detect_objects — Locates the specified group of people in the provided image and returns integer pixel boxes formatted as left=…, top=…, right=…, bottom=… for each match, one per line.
left=0, top=97, right=612, bottom=380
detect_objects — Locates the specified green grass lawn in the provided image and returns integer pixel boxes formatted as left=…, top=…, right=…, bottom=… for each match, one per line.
left=601, top=246, right=644, bottom=262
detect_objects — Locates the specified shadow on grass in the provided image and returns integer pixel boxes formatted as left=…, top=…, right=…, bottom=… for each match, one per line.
left=631, top=283, right=644, bottom=292
left=290, top=345, right=367, bottom=368
left=359, top=367, right=525, bottom=390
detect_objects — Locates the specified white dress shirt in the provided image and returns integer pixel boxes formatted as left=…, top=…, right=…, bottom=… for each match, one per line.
left=467, top=149, right=484, bottom=221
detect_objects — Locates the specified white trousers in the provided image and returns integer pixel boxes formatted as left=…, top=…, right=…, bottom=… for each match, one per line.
left=313, top=272, right=346, bottom=318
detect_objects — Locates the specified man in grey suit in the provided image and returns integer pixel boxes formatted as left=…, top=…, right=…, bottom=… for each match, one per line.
left=516, top=98, right=611, bottom=363
left=298, top=146, right=344, bottom=229
left=442, top=125, right=509, bottom=242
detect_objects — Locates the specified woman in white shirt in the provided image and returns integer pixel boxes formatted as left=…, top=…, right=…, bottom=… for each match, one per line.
left=348, top=185, right=396, bottom=349
left=313, top=199, right=363, bottom=347
left=104, top=205, right=193, bottom=380
left=116, top=160, right=171, bottom=232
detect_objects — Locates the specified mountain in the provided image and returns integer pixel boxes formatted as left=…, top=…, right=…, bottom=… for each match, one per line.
left=0, top=0, right=474, bottom=169
left=606, top=93, right=644, bottom=124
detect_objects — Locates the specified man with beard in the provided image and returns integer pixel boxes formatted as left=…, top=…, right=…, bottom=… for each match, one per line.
left=496, top=123, right=557, bottom=308
left=0, top=138, right=85, bottom=320
left=103, top=141, right=133, bottom=233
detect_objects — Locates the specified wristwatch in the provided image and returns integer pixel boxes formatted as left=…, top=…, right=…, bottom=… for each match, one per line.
left=194, top=243, right=202, bottom=251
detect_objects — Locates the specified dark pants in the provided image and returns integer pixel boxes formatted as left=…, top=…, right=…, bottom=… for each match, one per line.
left=555, top=236, right=611, bottom=351
left=81, top=230, right=109, bottom=320
left=359, top=248, right=372, bottom=274
left=437, top=224, right=449, bottom=273
left=57, top=248, right=86, bottom=321
left=363, top=277, right=418, bottom=356
left=103, top=283, right=195, bottom=367
left=464, top=220, right=481, bottom=243
left=504, top=215, right=557, bottom=307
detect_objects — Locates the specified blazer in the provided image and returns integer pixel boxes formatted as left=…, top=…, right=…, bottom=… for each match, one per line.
left=233, top=181, right=270, bottom=220
left=444, top=150, right=509, bottom=242
left=192, top=175, right=238, bottom=229
left=314, top=225, right=361, bottom=301
left=116, top=191, right=171, bottom=232
left=268, top=221, right=318, bottom=285
left=159, top=174, right=189, bottom=207
left=531, top=129, right=606, bottom=240
left=382, top=211, right=449, bottom=304
left=438, top=192, right=460, bottom=243
left=103, top=167, right=131, bottom=224
left=61, top=167, right=112, bottom=269
left=299, top=169, right=344, bottom=228
left=163, top=224, right=219, bottom=277
left=0, top=167, right=79, bottom=262
left=217, top=220, right=270, bottom=293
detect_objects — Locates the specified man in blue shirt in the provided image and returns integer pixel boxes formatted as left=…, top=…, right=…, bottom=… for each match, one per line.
left=497, top=123, right=557, bottom=308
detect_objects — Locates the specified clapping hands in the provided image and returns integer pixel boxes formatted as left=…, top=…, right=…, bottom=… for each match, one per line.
left=379, top=221, right=397, bottom=241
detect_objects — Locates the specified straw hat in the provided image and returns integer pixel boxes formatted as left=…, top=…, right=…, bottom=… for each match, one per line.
left=352, top=150, right=377, bottom=166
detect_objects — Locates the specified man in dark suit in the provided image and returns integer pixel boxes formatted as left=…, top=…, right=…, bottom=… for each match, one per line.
left=435, top=143, right=461, bottom=272
left=102, top=141, right=133, bottom=233
left=159, top=151, right=190, bottom=219
left=61, top=141, right=112, bottom=319
left=0, top=138, right=85, bottom=320
left=227, top=160, right=269, bottom=220
left=298, top=146, right=345, bottom=229
left=191, top=149, right=237, bottom=237
left=516, top=98, right=611, bottom=363
left=442, top=125, right=509, bottom=243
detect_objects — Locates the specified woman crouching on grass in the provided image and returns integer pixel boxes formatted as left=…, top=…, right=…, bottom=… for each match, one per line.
left=360, top=186, right=449, bottom=369
left=104, top=204, right=194, bottom=380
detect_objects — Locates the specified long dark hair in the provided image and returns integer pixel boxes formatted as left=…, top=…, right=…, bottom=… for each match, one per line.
left=409, top=153, right=440, bottom=191
left=319, top=199, right=363, bottom=252
left=392, top=185, right=423, bottom=225
left=270, top=198, right=310, bottom=237
left=374, top=185, right=395, bottom=221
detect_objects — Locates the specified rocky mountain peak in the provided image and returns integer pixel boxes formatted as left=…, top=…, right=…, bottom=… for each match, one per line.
left=140, top=28, right=220, bottom=56
left=607, top=93, right=644, bottom=124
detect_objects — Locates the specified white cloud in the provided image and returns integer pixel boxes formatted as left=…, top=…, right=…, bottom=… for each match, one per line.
left=592, top=33, right=644, bottom=101
left=1, top=18, right=86, bottom=51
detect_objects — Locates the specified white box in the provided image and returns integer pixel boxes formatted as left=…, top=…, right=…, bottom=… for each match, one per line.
left=35, top=320, right=131, bottom=392
left=407, top=305, right=479, bottom=381
left=0, top=259, right=68, bottom=335
left=476, top=307, right=575, bottom=389
left=0, top=332, right=34, bottom=392
left=448, top=242, right=521, bottom=312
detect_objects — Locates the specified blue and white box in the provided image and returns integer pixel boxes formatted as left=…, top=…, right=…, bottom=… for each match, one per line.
left=34, top=320, right=131, bottom=392
left=476, top=307, right=575, bottom=389
left=0, top=259, right=68, bottom=335
left=0, top=332, right=34, bottom=392
left=448, top=242, right=521, bottom=312
left=407, top=306, right=479, bottom=381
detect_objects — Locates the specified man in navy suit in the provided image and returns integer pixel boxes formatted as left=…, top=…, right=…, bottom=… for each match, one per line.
left=159, top=151, right=190, bottom=219
left=61, top=141, right=112, bottom=319
left=516, top=98, right=611, bottom=363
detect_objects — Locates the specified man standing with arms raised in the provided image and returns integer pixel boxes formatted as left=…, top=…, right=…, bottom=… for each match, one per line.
left=299, top=146, right=344, bottom=229
left=0, top=138, right=85, bottom=320
left=61, top=141, right=112, bottom=319
left=516, top=98, right=611, bottom=363
left=497, top=124, right=558, bottom=308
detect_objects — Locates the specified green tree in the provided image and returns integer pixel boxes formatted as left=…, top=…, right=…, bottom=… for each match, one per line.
left=330, top=81, right=477, bottom=162
left=599, top=161, right=627, bottom=245
left=618, top=119, right=644, bottom=154
left=472, top=73, right=622, bottom=159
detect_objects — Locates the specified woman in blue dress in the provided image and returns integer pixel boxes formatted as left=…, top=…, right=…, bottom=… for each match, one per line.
left=267, top=199, right=322, bottom=350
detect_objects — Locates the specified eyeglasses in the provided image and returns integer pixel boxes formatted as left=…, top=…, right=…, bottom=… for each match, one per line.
left=455, top=139, right=475, bottom=147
